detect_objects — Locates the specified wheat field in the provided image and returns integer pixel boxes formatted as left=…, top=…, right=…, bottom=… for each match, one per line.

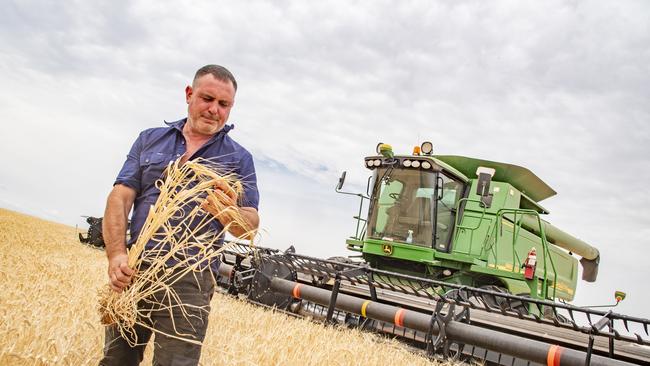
left=0, top=208, right=451, bottom=366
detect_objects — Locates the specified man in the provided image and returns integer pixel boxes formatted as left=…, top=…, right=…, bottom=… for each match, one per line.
left=100, top=65, right=259, bottom=365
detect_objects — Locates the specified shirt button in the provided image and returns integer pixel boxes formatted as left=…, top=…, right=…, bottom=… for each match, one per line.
left=176, top=154, right=180, bottom=157
left=145, top=159, right=149, bottom=163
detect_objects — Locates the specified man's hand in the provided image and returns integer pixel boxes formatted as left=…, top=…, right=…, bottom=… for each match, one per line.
left=103, top=184, right=137, bottom=292
left=107, top=253, right=134, bottom=293
left=204, top=179, right=238, bottom=226
left=202, top=180, right=259, bottom=239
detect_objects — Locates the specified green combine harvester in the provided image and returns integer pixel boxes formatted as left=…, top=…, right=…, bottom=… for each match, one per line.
left=340, top=142, right=600, bottom=314
left=210, top=141, right=650, bottom=365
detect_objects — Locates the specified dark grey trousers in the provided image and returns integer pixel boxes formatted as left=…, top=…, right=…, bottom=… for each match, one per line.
left=99, top=268, right=215, bottom=366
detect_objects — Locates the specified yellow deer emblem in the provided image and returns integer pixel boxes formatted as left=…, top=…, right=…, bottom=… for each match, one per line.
left=382, top=244, right=393, bottom=255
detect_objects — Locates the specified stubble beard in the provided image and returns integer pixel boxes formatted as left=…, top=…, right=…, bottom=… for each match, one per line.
left=188, top=115, right=222, bottom=137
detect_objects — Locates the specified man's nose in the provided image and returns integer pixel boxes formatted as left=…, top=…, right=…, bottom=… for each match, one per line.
left=208, top=102, right=220, bottom=115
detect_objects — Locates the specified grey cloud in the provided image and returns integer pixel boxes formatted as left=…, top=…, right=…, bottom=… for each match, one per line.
left=1, top=0, right=649, bottom=316
left=2, top=1, right=150, bottom=78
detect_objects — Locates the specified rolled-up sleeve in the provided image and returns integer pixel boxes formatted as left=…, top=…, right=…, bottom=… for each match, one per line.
left=238, top=152, right=259, bottom=210
left=114, top=132, right=144, bottom=194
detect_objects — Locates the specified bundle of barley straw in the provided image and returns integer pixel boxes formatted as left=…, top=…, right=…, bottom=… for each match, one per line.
left=98, top=158, right=256, bottom=346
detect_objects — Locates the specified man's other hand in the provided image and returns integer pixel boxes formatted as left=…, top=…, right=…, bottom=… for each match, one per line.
left=202, top=179, right=259, bottom=239
left=213, top=179, right=238, bottom=206
left=203, top=180, right=238, bottom=225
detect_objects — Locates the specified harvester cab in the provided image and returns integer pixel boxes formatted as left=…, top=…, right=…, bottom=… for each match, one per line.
left=339, top=142, right=601, bottom=308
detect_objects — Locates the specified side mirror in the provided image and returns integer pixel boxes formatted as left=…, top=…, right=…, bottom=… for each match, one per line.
left=337, top=171, right=347, bottom=191
left=476, top=167, right=496, bottom=208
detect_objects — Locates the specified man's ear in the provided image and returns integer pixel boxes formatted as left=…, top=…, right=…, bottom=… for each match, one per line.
left=185, top=85, right=193, bottom=104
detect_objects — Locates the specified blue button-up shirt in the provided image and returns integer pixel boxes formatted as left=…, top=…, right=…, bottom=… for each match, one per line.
left=115, top=118, right=259, bottom=250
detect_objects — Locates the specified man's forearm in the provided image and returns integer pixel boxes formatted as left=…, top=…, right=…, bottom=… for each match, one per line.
left=103, top=187, right=135, bottom=259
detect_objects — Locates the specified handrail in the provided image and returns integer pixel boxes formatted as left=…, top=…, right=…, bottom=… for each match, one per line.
left=336, top=185, right=369, bottom=241
left=493, top=209, right=559, bottom=301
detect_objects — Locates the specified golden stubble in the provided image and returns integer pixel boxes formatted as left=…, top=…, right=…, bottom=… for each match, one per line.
left=0, top=189, right=456, bottom=366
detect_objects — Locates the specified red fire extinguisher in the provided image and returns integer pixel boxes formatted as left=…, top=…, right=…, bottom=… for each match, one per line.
left=523, top=247, right=537, bottom=280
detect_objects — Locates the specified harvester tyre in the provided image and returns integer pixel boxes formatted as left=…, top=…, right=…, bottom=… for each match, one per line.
left=477, top=285, right=529, bottom=317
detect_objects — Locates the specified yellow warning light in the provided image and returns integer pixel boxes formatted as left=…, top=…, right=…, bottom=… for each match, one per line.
left=413, top=146, right=421, bottom=155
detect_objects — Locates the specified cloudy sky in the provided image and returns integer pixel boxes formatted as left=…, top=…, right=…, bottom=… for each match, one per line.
left=1, top=0, right=649, bottom=319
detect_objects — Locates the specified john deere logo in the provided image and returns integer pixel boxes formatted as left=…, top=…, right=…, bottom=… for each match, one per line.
left=382, top=244, right=393, bottom=255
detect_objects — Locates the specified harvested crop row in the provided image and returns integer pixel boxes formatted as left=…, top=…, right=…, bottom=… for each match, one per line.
left=0, top=208, right=451, bottom=365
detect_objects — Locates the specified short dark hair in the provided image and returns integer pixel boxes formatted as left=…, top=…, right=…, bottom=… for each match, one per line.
left=193, top=64, right=238, bottom=91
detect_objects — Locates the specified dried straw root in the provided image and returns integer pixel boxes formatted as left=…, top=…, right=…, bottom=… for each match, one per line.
left=98, top=158, right=257, bottom=346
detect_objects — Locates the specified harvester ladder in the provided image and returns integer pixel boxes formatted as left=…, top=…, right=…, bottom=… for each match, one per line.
left=335, top=176, right=370, bottom=241
left=350, top=194, right=369, bottom=240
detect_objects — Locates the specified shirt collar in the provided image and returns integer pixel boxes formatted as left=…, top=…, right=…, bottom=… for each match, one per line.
left=165, top=118, right=234, bottom=135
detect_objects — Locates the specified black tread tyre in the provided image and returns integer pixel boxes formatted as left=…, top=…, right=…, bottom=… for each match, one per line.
left=477, top=285, right=529, bottom=316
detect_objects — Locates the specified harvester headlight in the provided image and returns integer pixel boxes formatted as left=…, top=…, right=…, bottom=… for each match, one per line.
left=373, top=159, right=381, bottom=166
left=366, top=160, right=374, bottom=167
left=403, top=160, right=412, bottom=167
left=422, top=161, right=431, bottom=169
left=421, top=141, right=433, bottom=155
left=412, top=160, right=421, bottom=168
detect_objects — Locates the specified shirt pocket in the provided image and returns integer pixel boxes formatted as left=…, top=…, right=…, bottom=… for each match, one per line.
left=140, top=152, right=174, bottom=190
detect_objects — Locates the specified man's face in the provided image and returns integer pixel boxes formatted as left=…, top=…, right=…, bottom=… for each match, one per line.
left=185, top=74, right=236, bottom=136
